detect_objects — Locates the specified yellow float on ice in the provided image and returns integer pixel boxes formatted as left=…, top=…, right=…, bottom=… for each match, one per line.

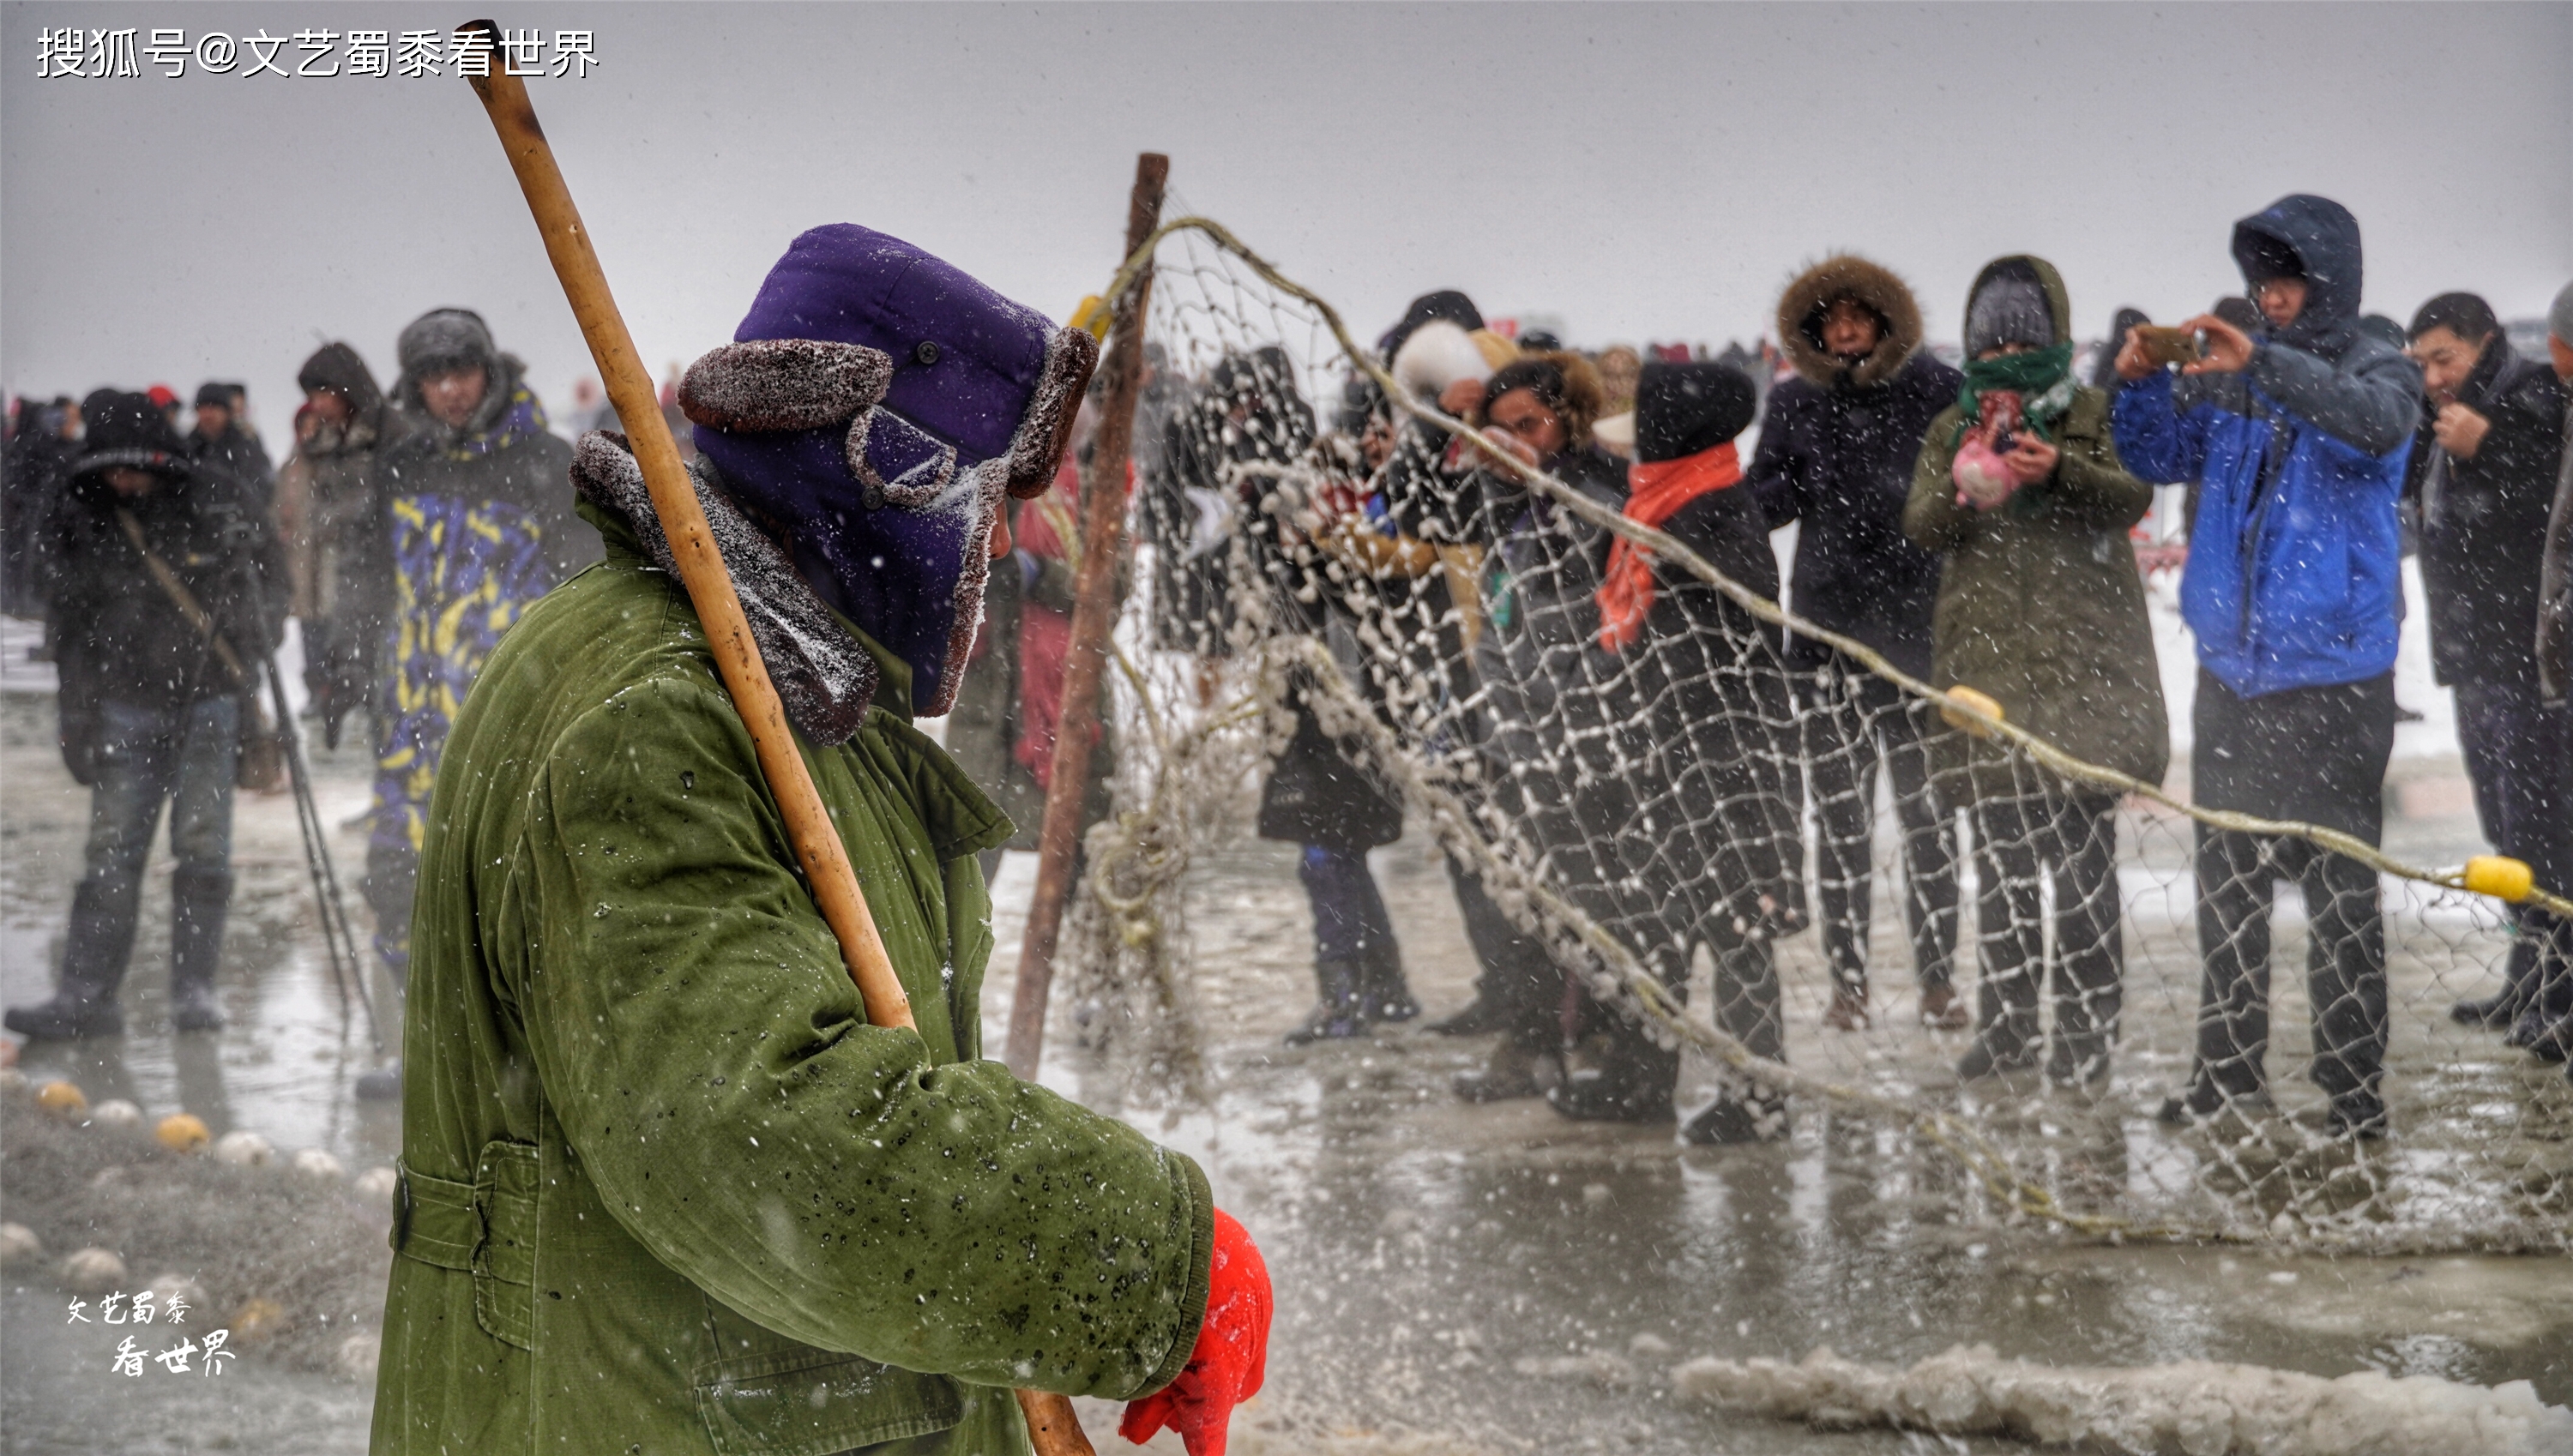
left=35, top=1080, right=87, bottom=1119
left=155, top=1112, right=211, bottom=1152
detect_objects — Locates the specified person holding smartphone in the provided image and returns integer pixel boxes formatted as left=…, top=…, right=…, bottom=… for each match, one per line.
left=2111, top=195, right=2423, bottom=1137
left=1906, top=256, right=2166, bottom=1087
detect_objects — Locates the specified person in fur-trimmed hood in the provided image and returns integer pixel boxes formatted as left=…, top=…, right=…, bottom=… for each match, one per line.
left=372, top=225, right=1270, bottom=1456
left=1905, top=256, right=2165, bottom=1088
left=1745, top=254, right=1967, bottom=1032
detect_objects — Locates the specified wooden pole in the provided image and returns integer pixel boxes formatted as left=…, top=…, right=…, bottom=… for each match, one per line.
left=1006, top=153, right=1169, bottom=1080
left=456, top=27, right=1092, bottom=1454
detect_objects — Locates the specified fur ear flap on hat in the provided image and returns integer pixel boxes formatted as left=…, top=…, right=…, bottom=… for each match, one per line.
left=999, top=323, right=1100, bottom=500
left=1393, top=321, right=1492, bottom=405
left=678, top=339, right=895, bottom=433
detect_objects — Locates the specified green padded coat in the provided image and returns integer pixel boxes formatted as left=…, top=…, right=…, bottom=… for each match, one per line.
left=371, top=506, right=1210, bottom=1456
left=1901, top=256, right=2169, bottom=801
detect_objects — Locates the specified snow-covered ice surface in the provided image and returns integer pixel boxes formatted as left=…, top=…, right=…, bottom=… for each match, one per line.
left=1672, top=1342, right=2573, bottom=1455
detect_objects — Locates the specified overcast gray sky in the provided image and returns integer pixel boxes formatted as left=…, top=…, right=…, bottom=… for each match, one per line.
left=6, top=3, right=2569, bottom=434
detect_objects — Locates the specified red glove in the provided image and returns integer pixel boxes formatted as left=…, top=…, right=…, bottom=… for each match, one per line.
left=1120, top=1207, right=1270, bottom=1456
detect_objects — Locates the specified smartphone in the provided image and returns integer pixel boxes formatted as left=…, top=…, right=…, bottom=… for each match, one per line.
left=2133, top=324, right=2203, bottom=366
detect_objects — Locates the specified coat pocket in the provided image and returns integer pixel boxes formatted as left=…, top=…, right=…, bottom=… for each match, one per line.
left=691, top=1297, right=964, bottom=1456
left=471, top=1140, right=540, bottom=1352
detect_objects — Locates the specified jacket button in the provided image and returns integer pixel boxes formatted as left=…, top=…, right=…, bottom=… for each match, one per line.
left=913, top=340, right=941, bottom=366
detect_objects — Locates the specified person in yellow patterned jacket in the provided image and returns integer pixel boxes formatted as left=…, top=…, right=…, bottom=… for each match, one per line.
left=359, top=309, right=598, bottom=1053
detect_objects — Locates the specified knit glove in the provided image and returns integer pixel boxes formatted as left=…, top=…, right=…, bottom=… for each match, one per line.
left=1120, top=1208, right=1270, bottom=1456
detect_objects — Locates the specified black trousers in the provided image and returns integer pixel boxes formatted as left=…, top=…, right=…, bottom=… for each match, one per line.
left=2455, top=677, right=2573, bottom=1017
left=2185, top=671, right=2395, bottom=1110
left=1970, top=788, right=2124, bottom=1077
left=1800, top=653, right=1959, bottom=994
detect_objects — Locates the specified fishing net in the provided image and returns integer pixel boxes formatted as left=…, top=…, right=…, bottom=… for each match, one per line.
left=1051, top=217, right=2573, bottom=1254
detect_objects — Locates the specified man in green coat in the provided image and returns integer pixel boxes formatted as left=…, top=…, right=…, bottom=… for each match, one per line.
left=373, top=226, right=1268, bottom=1456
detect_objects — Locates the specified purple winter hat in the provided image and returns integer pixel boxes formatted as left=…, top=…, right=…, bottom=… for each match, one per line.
left=684, top=224, right=1098, bottom=716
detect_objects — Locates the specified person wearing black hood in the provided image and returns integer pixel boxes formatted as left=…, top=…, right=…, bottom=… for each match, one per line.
left=2400, top=292, right=2570, bottom=1050
left=363, top=308, right=591, bottom=1010
left=2113, top=194, right=2424, bottom=1137
left=278, top=342, right=409, bottom=749
left=1746, top=255, right=1967, bottom=1032
left=1589, top=360, right=1805, bottom=1140
left=186, top=381, right=275, bottom=519
left=4, top=391, right=286, bottom=1038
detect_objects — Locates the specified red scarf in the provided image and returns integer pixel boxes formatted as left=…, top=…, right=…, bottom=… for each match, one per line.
left=1595, top=442, right=1741, bottom=653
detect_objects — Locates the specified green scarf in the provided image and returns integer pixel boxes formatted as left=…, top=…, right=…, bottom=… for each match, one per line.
left=1951, top=343, right=2076, bottom=445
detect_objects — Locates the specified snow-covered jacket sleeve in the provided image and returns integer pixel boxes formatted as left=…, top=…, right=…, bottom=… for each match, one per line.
left=2246, top=339, right=2424, bottom=459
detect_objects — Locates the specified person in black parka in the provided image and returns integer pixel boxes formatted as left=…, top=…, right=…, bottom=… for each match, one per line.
left=5, top=391, right=286, bottom=1040
left=2401, top=292, right=2573, bottom=1049
left=1746, top=255, right=1967, bottom=1031
left=1592, top=360, right=1806, bottom=1140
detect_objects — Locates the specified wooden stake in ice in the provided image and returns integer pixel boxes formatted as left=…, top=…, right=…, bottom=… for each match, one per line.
left=1007, top=151, right=1169, bottom=1081
left=456, top=24, right=1094, bottom=1454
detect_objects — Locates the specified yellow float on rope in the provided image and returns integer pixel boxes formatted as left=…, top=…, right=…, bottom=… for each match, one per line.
left=1940, top=686, right=2005, bottom=738
left=155, top=1112, right=210, bottom=1152
left=1069, top=294, right=1112, bottom=343
left=2462, top=855, right=2534, bottom=904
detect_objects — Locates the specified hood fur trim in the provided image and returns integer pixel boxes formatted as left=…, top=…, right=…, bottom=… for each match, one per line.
left=678, top=339, right=894, bottom=433
left=1003, top=325, right=1100, bottom=500
left=569, top=430, right=878, bottom=745
left=1776, top=254, right=1925, bottom=391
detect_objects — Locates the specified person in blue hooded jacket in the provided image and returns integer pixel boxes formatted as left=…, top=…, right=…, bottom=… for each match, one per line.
left=2111, top=195, right=2424, bottom=1138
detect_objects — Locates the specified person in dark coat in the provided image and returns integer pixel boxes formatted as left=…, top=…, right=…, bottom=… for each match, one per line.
left=1335, top=322, right=1576, bottom=1050
left=4, top=391, right=286, bottom=1039
left=1906, top=256, right=2167, bottom=1087
left=2540, top=283, right=2573, bottom=712
left=2401, top=292, right=2572, bottom=1049
left=276, top=342, right=408, bottom=749
left=186, top=381, right=275, bottom=519
left=2112, top=194, right=2424, bottom=1137
left=1201, top=349, right=1422, bottom=1040
left=1746, top=254, right=1967, bottom=1031
left=1591, top=360, right=1805, bottom=1140
left=3, top=394, right=81, bottom=619
left=1442, top=352, right=1670, bottom=1112
left=364, top=309, right=594, bottom=1005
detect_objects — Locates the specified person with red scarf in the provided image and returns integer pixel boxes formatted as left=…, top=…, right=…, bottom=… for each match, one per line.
left=1590, top=361, right=1807, bottom=1142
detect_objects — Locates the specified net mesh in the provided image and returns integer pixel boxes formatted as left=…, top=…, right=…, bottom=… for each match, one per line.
left=1049, top=218, right=2573, bottom=1254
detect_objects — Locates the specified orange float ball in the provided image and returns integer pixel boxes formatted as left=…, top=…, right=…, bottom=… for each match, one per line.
left=155, top=1112, right=211, bottom=1152
left=36, top=1080, right=87, bottom=1118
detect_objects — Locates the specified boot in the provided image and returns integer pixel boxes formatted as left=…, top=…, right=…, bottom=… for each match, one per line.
left=2451, top=936, right=2540, bottom=1029
left=1453, top=1038, right=1546, bottom=1103
left=1918, top=982, right=1969, bottom=1031
left=1545, top=1020, right=1678, bottom=1124
left=4, top=881, right=135, bottom=1041
left=1821, top=984, right=1870, bottom=1031
left=1955, top=1007, right=2040, bottom=1080
left=2506, top=964, right=2573, bottom=1059
left=1283, top=959, right=1366, bottom=1045
left=1355, top=940, right=1419, bottom=1025
left=1683, top=1085, right=1790, bottom=1145
left=169, top=868, right=232, bottom=1032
